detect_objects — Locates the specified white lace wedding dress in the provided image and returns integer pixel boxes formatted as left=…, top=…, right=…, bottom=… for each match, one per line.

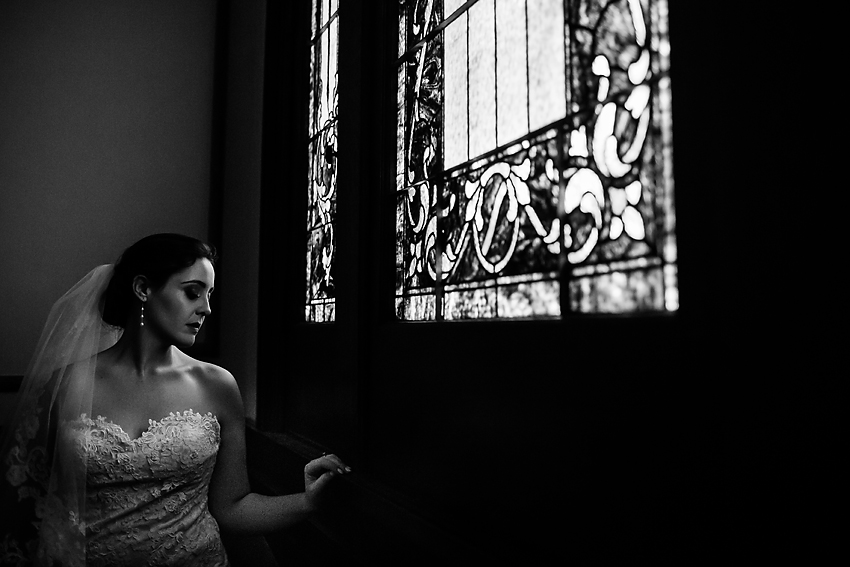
left=73, top=409, right=229, bottom=566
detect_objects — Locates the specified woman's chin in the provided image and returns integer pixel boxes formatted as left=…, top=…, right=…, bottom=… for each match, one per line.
left=174, top=334, right=197, bottom=348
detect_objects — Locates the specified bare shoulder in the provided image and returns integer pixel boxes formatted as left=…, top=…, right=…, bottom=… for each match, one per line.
left=177, top=351, right=244, bottom=421
left=195, top=359, right=238, bottom=390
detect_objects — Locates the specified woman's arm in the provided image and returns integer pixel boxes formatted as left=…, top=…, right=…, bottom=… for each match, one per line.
left=205, top=365, right=350, bottom=535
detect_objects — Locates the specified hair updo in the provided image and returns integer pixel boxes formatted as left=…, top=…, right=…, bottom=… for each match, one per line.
left=102, top=233, right=218, bottom=327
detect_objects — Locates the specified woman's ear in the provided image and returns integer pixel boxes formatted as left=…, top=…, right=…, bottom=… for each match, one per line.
left=132, top=275, right=150, bottom=302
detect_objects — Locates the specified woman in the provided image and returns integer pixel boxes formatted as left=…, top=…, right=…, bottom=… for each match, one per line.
left=0, top=233, right=350, bottom=566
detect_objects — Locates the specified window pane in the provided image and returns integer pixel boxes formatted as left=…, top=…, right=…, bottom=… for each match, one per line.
left=396, top=0, right=677, bottom=319
left=467, top=0, right=496, bottom=159
left=306, top=1, right=339, bottom=322
left=527, top=0, right=566, bottom=130
left=495, top=0, right=528, bottom=147
left=443, top=10, right=467, bottom=169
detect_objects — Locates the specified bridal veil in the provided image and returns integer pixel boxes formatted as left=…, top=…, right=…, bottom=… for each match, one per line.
left=1, top=264, right=121, bottom=566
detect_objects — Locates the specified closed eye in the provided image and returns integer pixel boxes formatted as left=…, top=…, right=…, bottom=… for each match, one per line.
left=185, top=287, right=203, bottom=300
left=182, top=280, right=213, bottom=301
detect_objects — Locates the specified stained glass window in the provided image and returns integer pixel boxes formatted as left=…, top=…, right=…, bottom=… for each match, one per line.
left=396, top=0, right=677, bottom=320
left=306, top=0, right=339, bottom=322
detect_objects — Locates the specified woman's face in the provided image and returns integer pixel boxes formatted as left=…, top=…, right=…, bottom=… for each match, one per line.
left=144, top=258, right=215, bottom=348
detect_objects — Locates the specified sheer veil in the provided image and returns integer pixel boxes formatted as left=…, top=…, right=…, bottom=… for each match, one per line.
left=1, top=264, right=121, bottom=567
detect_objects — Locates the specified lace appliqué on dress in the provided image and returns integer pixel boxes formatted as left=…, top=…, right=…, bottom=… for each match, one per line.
left=75, top=409, right=229, bottom=567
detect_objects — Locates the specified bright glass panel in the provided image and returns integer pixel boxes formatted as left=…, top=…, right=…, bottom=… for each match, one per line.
left=444, top=12, right=468, bottom=169
left=527, top=0, right=566, bottom=130
left=496, top=0, right=529, bottom=146
left=306, top=0, right=339, bottom=322
left=396, top=0, right=677, bottom=320
left=468, top=0, right=496, bottom=159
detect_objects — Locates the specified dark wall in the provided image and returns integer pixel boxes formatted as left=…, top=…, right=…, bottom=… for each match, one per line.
left=0, top=0, right=217, bottom=376
left=216, top=0, right=266, bottom=421
left=0, top=0, right=220, bottom=432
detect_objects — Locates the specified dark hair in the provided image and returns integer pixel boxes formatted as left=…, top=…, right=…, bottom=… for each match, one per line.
left=102, top=233, right=218, bottom=327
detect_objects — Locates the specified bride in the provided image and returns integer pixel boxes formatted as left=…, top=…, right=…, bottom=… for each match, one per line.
left=0, top=233, right=350, bottom=566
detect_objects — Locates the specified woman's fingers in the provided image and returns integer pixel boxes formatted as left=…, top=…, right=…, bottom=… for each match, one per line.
left=303, top=453, right=352, bottom=508
left=304, top=453, right=352, bottom=478
left=322, top=453, right=351, bottom=474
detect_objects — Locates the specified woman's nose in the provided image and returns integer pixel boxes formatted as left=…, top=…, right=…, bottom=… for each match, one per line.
left=200, top=296, right=212, bottom=316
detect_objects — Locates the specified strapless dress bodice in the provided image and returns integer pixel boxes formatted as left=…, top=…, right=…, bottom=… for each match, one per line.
left=71, top=409, right=228, bottom=567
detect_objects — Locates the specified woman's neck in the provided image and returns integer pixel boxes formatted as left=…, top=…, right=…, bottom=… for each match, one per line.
left=107, top=326, right=178, bottom=379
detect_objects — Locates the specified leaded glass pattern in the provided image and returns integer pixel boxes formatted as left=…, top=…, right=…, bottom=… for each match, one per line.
left=306, top=0, right=339, bottom=322
left=396, top=0, right=677, bottom=320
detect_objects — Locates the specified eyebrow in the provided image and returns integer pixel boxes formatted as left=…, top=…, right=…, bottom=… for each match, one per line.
left=181, top=280, right=213, bottom=289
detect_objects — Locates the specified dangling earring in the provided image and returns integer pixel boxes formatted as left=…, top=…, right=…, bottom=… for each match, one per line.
left=140, top=302, right=145, bottom=327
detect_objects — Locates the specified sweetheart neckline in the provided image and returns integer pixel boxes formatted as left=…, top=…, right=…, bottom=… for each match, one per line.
left=79, top=409, right=218, bottom=443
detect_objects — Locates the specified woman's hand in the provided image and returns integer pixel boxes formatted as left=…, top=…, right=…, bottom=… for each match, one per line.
left=303, top=453, right=351, bottom=511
